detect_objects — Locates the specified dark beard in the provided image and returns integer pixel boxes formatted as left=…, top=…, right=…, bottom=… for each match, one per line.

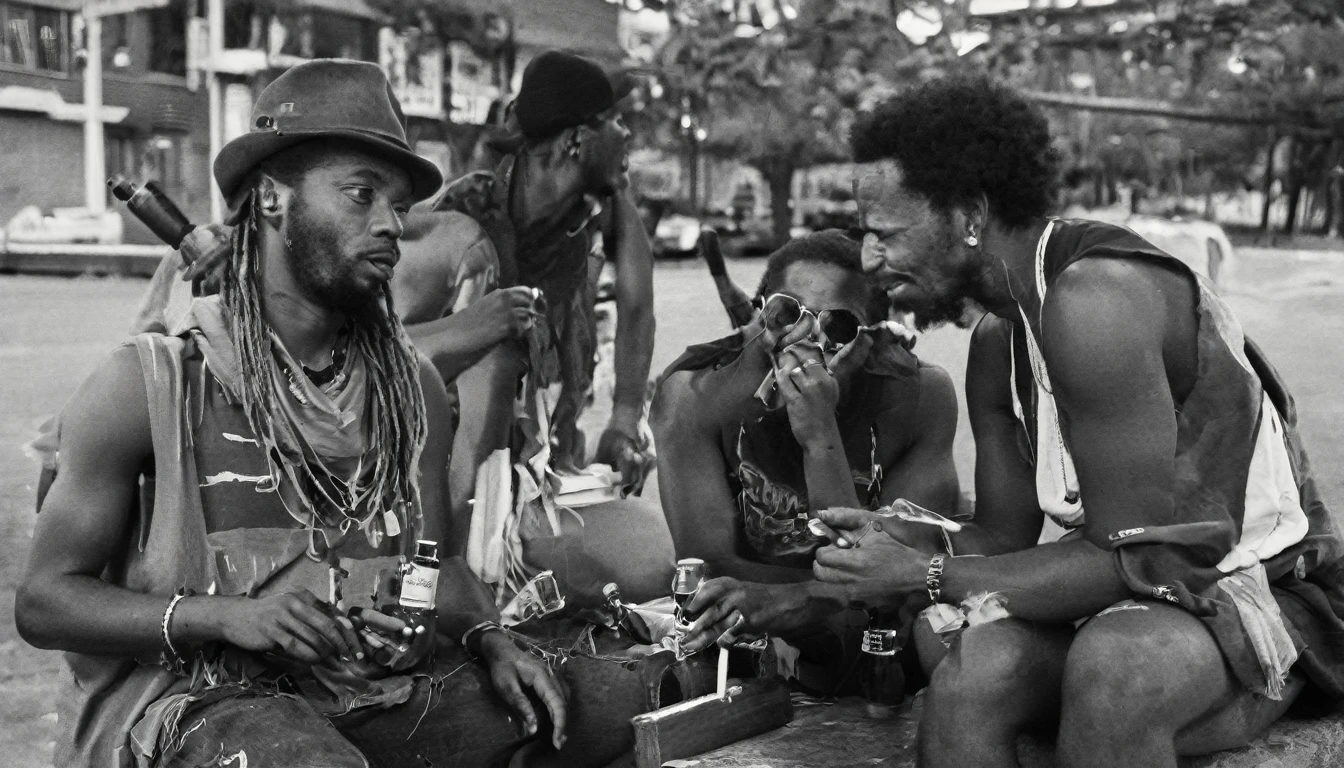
left=893, top=225, right=983, bottom=332
left=285, top=193, right=385, bottom=322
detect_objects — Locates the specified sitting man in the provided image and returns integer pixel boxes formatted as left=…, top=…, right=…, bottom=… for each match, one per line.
left=801, top=75, right=1344, bottom=767
left=653, top=231, right=960, bottom=686
left=15, top=60, right=639, bottom=768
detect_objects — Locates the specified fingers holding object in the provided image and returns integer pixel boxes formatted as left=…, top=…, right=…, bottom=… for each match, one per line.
left=817, top=506, right=880, bottom=531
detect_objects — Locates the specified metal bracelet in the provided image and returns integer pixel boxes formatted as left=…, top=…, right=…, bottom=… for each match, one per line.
left=926, top=553, right=947, bottom=605
left=461, top=620, right=504, bottom=658
left=161, top=592, right=187, bottom=668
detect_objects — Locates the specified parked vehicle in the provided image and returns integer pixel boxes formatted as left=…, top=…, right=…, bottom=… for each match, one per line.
left=1122, top=216, right=1237, bottom=291
left=652, top=213, right=702, bottom=259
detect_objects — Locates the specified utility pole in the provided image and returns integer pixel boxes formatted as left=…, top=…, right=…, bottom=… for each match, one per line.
left=82, top=1, right=171, bottom=216
left=83, top=12, right=105, bottom=214
left=207, top=0, right=224, bottom=221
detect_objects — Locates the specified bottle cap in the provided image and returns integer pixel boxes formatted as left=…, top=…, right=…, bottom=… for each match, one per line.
left=415, top=540, right=439, bottom=561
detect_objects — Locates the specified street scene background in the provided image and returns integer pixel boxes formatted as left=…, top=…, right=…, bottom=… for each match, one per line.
left=4, top=248, right=1344, bottom=765
left=5, top=0, right=1344, bottom=765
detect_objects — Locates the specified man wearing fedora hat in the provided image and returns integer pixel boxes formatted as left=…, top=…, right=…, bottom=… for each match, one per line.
left=16, top=59, right=616, bottom=768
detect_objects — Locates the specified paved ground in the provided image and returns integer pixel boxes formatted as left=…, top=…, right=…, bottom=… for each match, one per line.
left=2, top=248, right=1343, bottom=765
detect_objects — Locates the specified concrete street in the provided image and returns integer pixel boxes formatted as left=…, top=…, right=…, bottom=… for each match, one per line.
left=2, top=248, right=1343, bottom=765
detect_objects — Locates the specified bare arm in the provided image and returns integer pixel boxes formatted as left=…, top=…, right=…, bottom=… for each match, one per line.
left=15, top=348, right=355, bottom=664
left=944, top=315, right=1050, bottom=556
left=651, top=370, right=813, bottom=583
left=607, top=192, right=656, bottom=434
left=412, top=357, right=503, bottom=641
left=16, top=346, right=171, bottom=656
left=396, top=232, right=533, bottom=384
left=871, top=364, right=962, bottom=552
left=817, top=267, right=1181, bottom=622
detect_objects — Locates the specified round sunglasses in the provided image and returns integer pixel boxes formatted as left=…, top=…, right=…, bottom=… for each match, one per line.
left=757, top=293, right=864, bottom=351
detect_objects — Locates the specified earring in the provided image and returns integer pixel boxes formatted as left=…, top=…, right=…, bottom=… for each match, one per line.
left=568, top=141, right=581, bottom=158
left=965, top=233, right=979, bottom=247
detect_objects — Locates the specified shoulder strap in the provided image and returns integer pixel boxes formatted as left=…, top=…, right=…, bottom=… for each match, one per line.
left=127, top=333, right=213, bottom=593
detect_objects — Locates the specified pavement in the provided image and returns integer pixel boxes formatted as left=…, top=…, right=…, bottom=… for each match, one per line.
left=2, top=248, right=1344, bottom=766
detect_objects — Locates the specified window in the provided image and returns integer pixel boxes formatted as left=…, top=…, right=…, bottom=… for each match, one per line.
left=1, top=2, right=70, bottom=72
left=147, top=0, right=187, bottom=75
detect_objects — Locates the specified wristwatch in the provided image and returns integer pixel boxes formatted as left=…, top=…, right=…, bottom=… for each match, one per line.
left=926, top=553, right=947, bottom=604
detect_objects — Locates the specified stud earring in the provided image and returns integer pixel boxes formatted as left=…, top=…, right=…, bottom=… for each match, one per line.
left=965, top=233, right=979, bottom=247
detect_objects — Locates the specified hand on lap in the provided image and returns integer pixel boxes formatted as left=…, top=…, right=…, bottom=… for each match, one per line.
left=480, top=631, right=569, bottom=750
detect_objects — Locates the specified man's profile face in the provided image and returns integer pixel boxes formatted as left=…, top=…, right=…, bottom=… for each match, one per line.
left=771, top=260, right=872, bottom=375
left=580, top=108, right=631, bottom=195
left=279, top=147, right=413, bottom=317
left=853, top=160, right=980, bottom=330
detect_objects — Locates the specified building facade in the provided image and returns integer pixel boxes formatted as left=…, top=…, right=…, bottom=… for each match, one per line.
left=1, top=0, right=625, bottom=243
left=0, top=0, right=207, bottom=242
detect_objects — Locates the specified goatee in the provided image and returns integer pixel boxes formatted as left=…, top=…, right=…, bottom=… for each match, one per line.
left=285, top=194, right=386, bottom=322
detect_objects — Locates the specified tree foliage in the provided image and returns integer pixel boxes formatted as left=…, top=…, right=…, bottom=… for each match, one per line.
left=654, top=0, right=973, bottom=245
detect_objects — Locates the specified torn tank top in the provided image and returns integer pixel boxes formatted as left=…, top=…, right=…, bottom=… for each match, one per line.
left=1010, top=220, right=1308, bottom=571
left=1004, top=218, right=1344, bottom=698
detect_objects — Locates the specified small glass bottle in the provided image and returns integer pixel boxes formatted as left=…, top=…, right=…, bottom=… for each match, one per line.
left=395, top=540, right=440, bottom=668
left=860, top=610, right=905, bottom=718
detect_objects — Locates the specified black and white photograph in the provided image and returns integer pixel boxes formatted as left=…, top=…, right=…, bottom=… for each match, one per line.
left=2, top=1, right=1343, bottom=766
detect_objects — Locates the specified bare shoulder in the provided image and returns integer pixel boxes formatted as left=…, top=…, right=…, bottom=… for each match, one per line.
left=650, top=369, right=695, bottom=429
left=394, top=211, right=494, bottom=322
left=1043, top=257, right=1180, bottom=341
left=57, top=343, right=153, bottom=476
left=1041, top=258, right=1179, bottom=402
left=915, top=362, right=957, bottom=427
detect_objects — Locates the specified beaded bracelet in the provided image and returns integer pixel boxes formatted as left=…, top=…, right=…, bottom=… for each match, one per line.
left=461, top=620, right=504, bottom=659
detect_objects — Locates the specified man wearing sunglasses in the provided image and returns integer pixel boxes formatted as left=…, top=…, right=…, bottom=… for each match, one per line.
left=650, top=231, right=960, bottom=688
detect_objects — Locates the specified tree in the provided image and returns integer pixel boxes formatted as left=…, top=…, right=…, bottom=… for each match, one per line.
left=982, top=0, right=1344, bottom=236
left=656, top=0, right=971, bottom=247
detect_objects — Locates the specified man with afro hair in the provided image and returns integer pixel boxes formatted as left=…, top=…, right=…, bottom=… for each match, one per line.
left=810, top=74, right=1344, bottom=767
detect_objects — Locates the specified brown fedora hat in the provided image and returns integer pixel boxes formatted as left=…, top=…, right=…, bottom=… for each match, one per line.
left=214, top=59, right=443, bottom=218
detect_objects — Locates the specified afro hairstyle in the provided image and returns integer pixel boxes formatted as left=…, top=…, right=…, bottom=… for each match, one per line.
left=850, top=74, right=1062, bottom=229
left=756, top=230, right=888, bottom=323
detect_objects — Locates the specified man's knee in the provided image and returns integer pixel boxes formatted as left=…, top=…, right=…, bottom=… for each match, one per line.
left=928, top=619, right=1056, bottom=710
left=1061, top=603, right=1224, bottom=726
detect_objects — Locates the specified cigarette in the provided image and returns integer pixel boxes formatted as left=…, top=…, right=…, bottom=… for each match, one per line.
left=716, top=646, right=730, bottom=700
left=351, top=608, right=405, bottom=635
left=360, top=629, right=390, bottom=649
left=806, top=518, right=861, bottom=548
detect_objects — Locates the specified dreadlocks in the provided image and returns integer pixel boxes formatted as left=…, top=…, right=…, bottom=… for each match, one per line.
left=219, top=183, right=428, bottom=539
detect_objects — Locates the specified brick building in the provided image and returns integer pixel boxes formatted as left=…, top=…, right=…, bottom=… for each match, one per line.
left=0, top=0, right=625, bottom=242
left=0, top=0, right=207, bottom=241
